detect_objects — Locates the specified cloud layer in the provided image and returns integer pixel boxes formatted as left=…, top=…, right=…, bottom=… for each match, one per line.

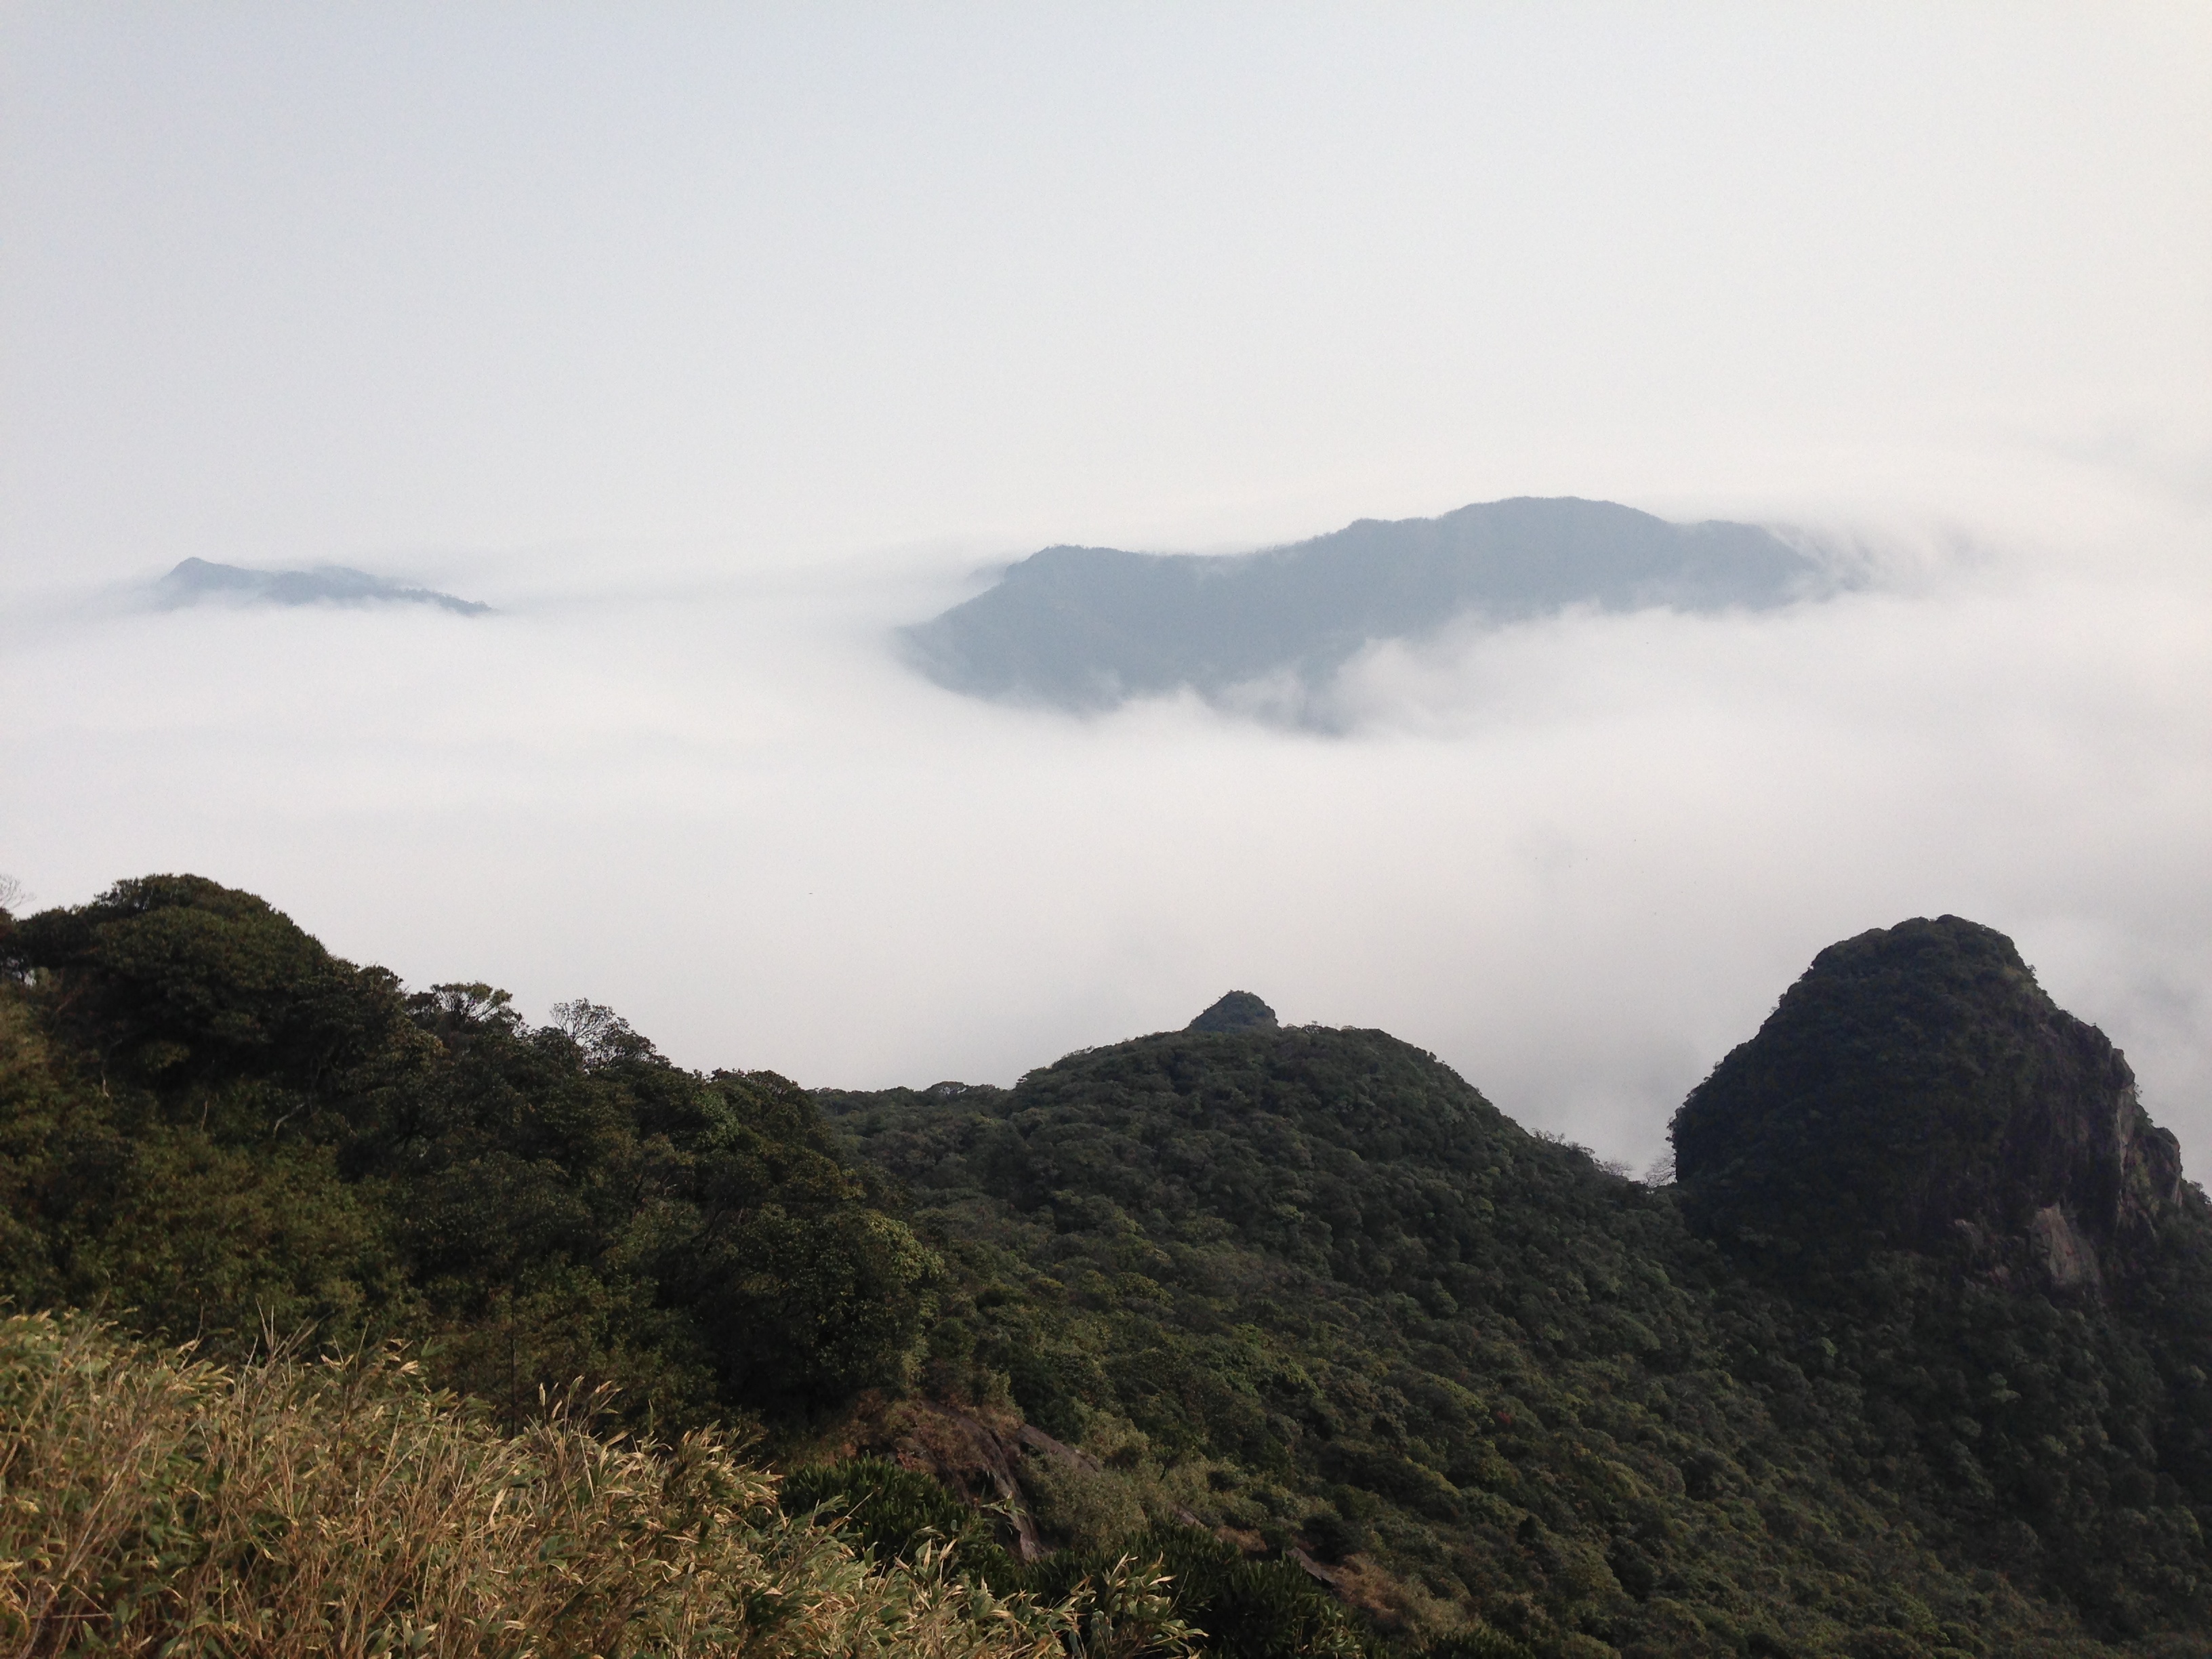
left=3, top=9, right=2208, bottom=1177
left=6, top=515, right=2208, bottom=1180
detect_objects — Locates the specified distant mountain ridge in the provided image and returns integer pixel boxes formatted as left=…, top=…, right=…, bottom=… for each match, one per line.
left=902, top=496, right=1835, bottom=714
left=152, top=557, right=489, bottom=615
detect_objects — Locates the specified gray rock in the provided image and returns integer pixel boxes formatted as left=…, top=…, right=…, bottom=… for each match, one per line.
left=1188, top=991, right=1278, bottom=1033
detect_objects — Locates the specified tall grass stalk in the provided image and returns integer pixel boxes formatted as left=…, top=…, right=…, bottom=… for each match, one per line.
left=0, top=1313, right=1094, bottom=1659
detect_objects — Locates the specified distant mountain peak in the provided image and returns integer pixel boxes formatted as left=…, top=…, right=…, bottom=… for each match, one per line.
left=901, top=495, right=1838, bottom=718
left=152, top=558, right=489, bottom=615
left=1187, top=991, right=1277, bottom=1033
left=1671, top=914, right=2187, bottom=1294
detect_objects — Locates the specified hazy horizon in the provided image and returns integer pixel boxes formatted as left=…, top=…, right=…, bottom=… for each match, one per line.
left=5, top=6, right=2209, bottom=1175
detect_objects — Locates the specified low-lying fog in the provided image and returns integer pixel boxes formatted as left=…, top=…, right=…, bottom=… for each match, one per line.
left=6, top=501, right=2209, bottom=1179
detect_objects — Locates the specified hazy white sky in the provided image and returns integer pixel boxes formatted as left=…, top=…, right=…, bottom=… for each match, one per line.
left=4, top=5, right=2210, bottom=1171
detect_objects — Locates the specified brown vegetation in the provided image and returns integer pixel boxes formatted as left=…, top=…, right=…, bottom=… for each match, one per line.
left=0, top=1313, right=1175, bottom=1659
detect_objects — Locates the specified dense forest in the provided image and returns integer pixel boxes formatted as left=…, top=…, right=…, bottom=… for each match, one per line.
left=4, top=876, right=2210, bottom=1658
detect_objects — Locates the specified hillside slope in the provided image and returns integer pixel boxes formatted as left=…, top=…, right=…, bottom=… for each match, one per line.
left=900, top=496, right=1829, bottom=715
left=0, top=1309, right=1151, bottom=1659
left=0, top=875, right=935, bottom=1433
left=820, top=968, right=2212, bottom=1658
left=5, top=878, right=2209, bottom=1658
left=1671, top=917, right=2212, bottom=1638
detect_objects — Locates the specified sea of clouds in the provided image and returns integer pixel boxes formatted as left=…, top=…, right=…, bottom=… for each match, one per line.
left=5, top=499, right=2208, bottom=1180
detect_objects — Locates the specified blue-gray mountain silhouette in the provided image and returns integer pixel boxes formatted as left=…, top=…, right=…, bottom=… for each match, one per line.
left=153, top=558, right=489, bottom=615
left=901, top=496, right=1830, bottom=712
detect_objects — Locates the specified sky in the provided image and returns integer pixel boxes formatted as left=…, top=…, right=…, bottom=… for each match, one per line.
left=3, top=4, right=2209, bottom=1174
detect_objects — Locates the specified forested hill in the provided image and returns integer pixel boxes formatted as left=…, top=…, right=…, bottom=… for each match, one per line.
left=899, top=496, right=1830, bottom=716
left=5, top=879, right=2212, bottom=1659
left=821, top=967, right=2212, bottom=1658
left=0, top=874, right=938, bottom=1430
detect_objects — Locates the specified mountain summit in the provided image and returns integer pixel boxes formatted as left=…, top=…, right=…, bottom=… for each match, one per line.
left=1187, top=990, right=1277, bottom=1032
left=152, top=558, right=489, bottom=615
left=1671, top=914, right=2186, bottom=1294
left=901, top=495, right=1832, bottom=716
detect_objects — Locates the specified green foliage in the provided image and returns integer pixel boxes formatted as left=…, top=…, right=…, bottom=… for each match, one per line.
left=0, top=876, right=936, bottom=1431
left=1670, top=916, right=2180, bottom=1271
left=823, top=1016, right=2209, bottom=1656
left=783, top=1454, right=1022, bottom=1582
left=1667, top=916, right=2212, bottom=1642
left=8, top=873, right=417, bottom=1094
left=9, top=876, right=2212, bottom=1658
left=786, top=1458, right=1363, bottom=1659
left=0, top=984, right=405, bottom=1346
left=1032, top=1529, right=1364, bottom=1659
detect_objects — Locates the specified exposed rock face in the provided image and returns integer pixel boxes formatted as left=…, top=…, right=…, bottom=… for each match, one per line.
left=1187, top=991, right=1278, bottom=1033
left=1670, top=916, right=2183, bottom=1294
left=2028, top=1202, right=2100, bottom=1292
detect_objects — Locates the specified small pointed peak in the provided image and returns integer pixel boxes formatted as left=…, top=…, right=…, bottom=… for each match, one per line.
left=1188, top=991, right=1277, bottom=1033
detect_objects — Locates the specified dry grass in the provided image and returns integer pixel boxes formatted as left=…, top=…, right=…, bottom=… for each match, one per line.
left=0, top=1313, right=1101, bottom=1659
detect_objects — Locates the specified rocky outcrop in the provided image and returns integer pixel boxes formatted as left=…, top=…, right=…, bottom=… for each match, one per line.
left=1670, top=915, right=2185, bottom=1295
left=1188, top=991, right=1277, bottom=1033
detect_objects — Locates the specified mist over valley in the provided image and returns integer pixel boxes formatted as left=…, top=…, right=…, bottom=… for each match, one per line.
left=4, top=9, right=2209, bottom=1654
